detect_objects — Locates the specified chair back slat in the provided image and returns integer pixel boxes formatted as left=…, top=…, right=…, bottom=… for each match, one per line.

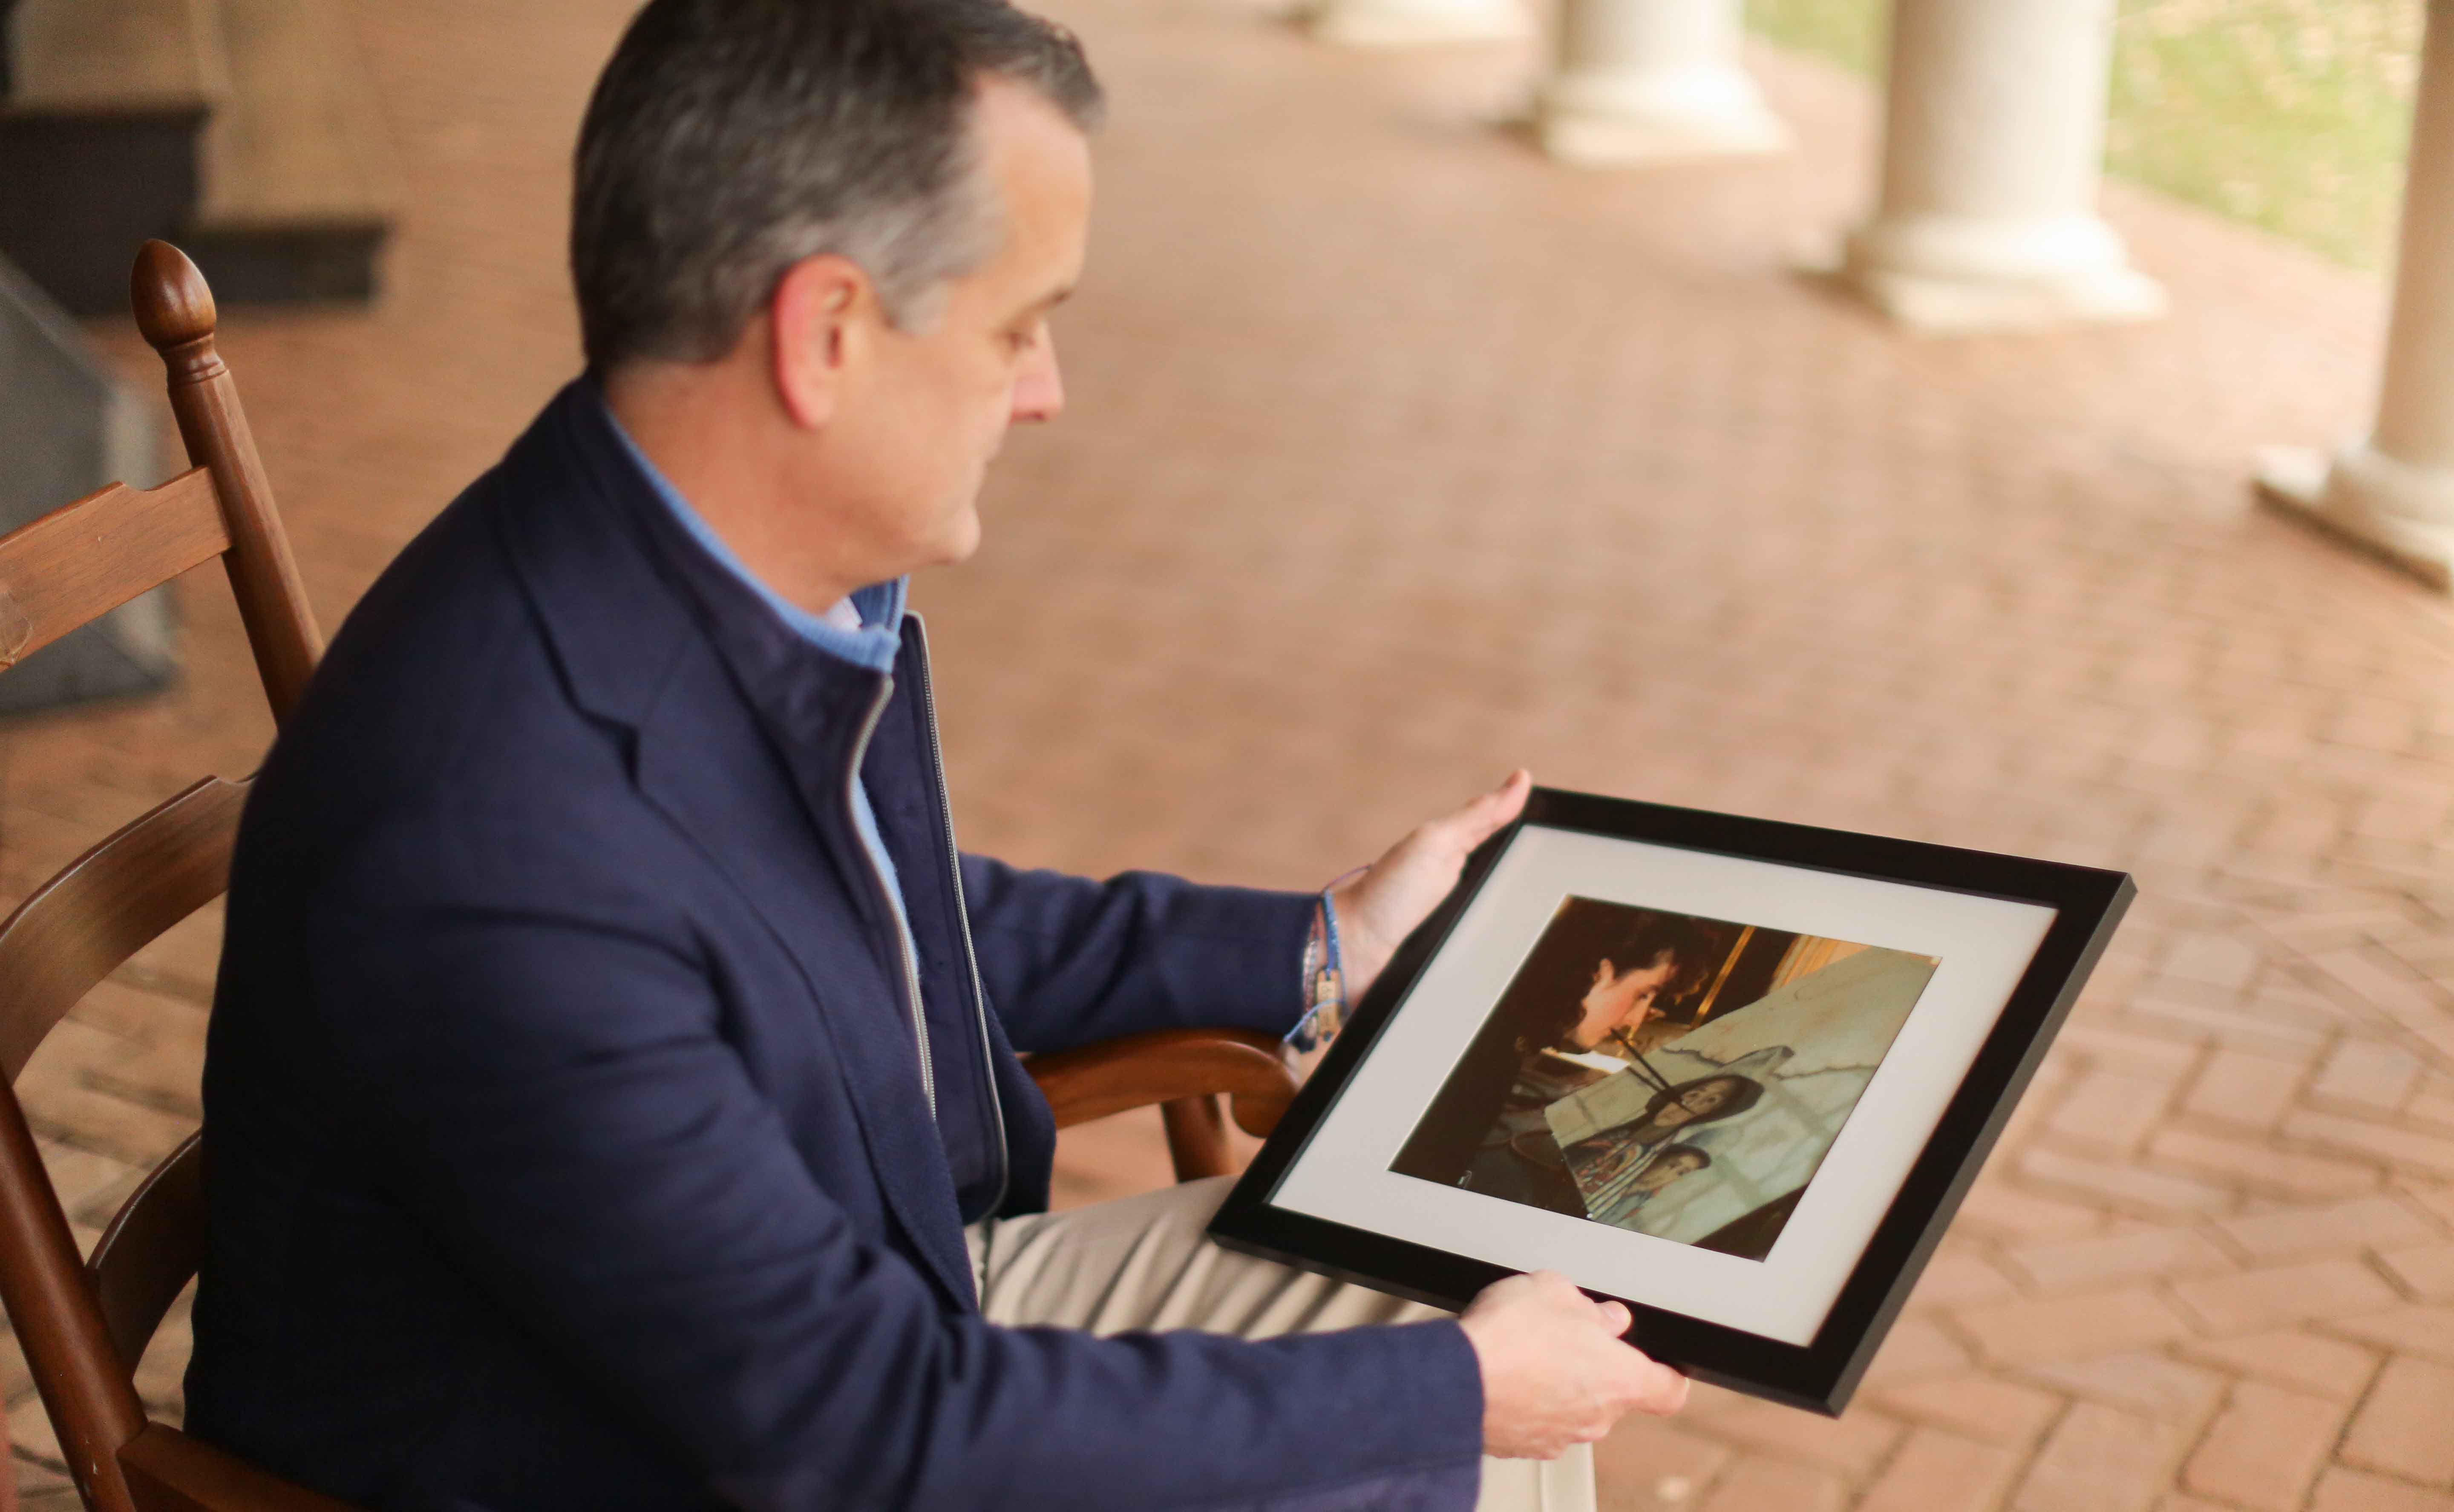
left=86, top=1134, right=202, bottom=1372
left=0, top=778, right=246, bottom=1083
left=0, top=242, right=357, bottom=1509
left=0, top=472, right=232, bottom=674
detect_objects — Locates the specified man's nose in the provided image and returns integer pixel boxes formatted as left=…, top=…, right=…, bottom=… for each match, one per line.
left=1011, top=338, right=1065, bottom=424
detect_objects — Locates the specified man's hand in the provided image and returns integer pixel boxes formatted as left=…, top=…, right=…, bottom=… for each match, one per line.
left=1459, top=1271, right=1689, bottom=1459
left=1332, top=771, right=1532, bottom=999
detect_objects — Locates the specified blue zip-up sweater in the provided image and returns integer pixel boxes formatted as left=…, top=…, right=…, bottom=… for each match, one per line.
left=184, top=380, right=1486, bottom=1511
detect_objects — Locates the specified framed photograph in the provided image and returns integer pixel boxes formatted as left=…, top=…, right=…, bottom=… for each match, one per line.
left=1209, top=787, right=2132, bottom=1415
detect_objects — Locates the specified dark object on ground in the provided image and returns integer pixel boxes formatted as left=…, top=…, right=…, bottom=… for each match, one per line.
left=0, top=0, right=397, bottom=315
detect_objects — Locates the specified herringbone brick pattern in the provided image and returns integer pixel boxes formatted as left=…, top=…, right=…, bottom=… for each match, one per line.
left=3, top=0, right=2453, bottom=1508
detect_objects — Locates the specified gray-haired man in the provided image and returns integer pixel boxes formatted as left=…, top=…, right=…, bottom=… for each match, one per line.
left=187, top=2, right=1687, bottom=1507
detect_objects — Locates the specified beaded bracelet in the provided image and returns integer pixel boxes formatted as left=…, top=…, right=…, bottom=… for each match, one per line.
left=1289, top=869, right=1365, bottom=1049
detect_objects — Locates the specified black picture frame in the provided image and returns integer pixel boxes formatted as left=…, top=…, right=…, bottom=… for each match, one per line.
left=1208, top=786, right=2133, bottom=1417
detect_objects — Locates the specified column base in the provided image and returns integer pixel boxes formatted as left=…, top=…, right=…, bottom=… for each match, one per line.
left=1305, top=0, right=1527, bottom=47
left=1832, top=259, right=2167, bottom=336
left=2255, top=443, right=2454, bottom=592
left=1820, top=213, right=2167, bottom=335
left=1536, top=69, right=1790, bottom=167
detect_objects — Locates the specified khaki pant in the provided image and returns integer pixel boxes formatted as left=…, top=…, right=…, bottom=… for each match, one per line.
left=967, top=1176, right=1597, bottom=1512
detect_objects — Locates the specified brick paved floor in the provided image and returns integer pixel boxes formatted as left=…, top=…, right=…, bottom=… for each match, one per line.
left=5, top=0, right=2454, bottom=1507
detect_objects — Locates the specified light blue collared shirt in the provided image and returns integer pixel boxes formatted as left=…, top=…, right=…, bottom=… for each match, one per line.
left=603, top=405, right=919, bottom=967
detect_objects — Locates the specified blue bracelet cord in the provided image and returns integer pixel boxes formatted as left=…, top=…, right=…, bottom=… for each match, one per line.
left=1287, top=903, right=1323, bottom=1050
left=1288, top=870, right=1365, bottom=1050
left=1321, top=882, right=1345, bottom=996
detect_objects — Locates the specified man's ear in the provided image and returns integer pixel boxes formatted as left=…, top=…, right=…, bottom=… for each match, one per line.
left=769, top=254, right=870, bottom=430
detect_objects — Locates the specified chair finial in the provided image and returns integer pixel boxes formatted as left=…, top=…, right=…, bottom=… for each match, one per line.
left=130, top=241, right=217, bottom=351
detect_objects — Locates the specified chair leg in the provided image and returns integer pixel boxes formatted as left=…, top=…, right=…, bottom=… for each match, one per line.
left=1159, top=1095, right=1234, bottom=1181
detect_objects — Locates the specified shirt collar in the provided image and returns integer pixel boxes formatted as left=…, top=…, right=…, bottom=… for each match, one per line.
left=599, top=388, right=906, bottom=676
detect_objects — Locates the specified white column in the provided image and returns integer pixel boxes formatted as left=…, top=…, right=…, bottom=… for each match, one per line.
left=1833, top=0, right=2164, bottom=334
left=1535, top=0, right=1788, bottom=166
left=1306, top=0, right=1526, bottom=48
left=2258, top=3, right=2454, bottom=591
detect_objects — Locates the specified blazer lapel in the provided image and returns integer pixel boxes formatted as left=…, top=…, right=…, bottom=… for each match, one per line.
left=490, top=381, right=980, bottom=1309
left=630, top=674, right=979, bottom=1310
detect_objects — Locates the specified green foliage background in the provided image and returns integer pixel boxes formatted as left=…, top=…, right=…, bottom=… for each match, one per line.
left=1744, top=0, right=2424, bottom=271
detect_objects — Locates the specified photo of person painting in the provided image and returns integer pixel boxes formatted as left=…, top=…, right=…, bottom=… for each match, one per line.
left=1391, top=896, right=1941, bottom=1263
left=1387, top=900, right=1740, bottom=1214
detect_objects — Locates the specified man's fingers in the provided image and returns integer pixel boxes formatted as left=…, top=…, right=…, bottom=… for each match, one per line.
left=1622, top=1357, right=1690, bottom=1417
left=1434, top=770, right=1532, bottom=849
left=1472, top=770, right=1532, bottom=828
left=1466, top=1269, right=1691, bottom=1461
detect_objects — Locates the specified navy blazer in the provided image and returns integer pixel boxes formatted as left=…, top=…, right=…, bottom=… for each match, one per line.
left=184, top=383, right=1485, bottom=1512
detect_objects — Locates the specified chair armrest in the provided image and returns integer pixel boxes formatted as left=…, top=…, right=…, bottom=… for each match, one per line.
left=120, top=1422, right=363, bottom=1512
left=1027, top=1027, right=1300, bottom=1183
left=1027, top=1026, right=1298, bottom=1138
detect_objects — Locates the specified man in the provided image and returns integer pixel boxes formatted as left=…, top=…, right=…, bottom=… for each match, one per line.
left=187, top=2, right=1686, bottom=1508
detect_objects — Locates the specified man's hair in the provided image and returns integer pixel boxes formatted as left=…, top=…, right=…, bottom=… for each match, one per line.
left=573, top=0, right=1103, bottom=368
left=1499, top=901, right=1723, bottom=1053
